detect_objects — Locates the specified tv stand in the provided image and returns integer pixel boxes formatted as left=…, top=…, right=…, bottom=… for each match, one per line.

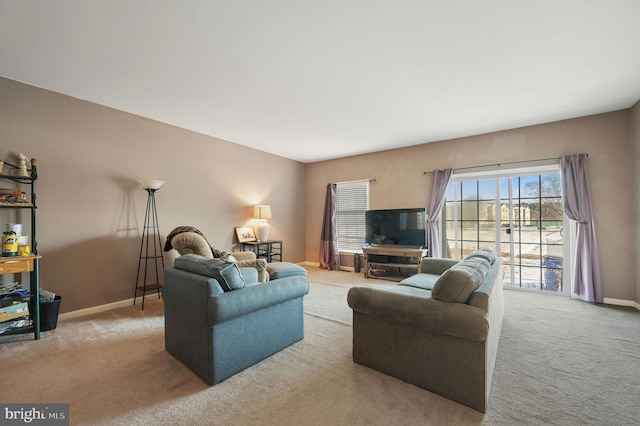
left=363, top=245, right=428, bottom=281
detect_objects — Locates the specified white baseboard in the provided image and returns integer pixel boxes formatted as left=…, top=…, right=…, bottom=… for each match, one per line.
left=58, top=293, right=161, bottom=321
left=56, top=271, right=640, bottom=321
left=59, top=262, right=317, bottom=321
left=603, top=297, right=640, bottom=311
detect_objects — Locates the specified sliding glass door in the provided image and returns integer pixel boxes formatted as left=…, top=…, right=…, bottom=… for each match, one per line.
left=443, top=167, right=567, bottom=294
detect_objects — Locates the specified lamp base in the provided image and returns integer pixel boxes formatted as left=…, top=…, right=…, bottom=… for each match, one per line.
left=256, top=222, right=269, bottom=242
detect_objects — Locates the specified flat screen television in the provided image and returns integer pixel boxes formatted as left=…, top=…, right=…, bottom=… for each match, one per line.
left=365, top=208, right=427, bottom=247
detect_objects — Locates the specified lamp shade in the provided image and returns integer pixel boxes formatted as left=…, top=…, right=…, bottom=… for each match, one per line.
left=254, top=205, right=272, bottom=220
left=138, top=179, right=165, bottom=190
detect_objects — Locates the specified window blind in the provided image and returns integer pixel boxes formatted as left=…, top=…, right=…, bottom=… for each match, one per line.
left=336, top=180, right=369, bottom=251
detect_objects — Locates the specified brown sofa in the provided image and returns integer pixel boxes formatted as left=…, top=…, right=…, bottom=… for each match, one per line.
left=347, top=248, right=504, bottom=412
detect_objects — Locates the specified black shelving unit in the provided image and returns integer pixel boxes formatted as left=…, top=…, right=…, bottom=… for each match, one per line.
left=0, top=159, right=40, bottom=340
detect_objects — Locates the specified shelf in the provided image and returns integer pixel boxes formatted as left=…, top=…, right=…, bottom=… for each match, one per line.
left=0, top=174, right=36, bottom=183
left=0, top=256, right=41, bottom=274
left=363, top=245, right=427, bottom=281
left=368, top=262, right=418, bottom=269
left=0, top=320, right=34, bottom=337
left=136, top=283, right=162, bottom=291
left=241, top=241, right=283, bottom=263
left=0, top=202, right=34, bottom=207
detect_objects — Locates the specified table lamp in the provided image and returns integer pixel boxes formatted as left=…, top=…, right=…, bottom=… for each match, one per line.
left=254, top=205, right=272, bottom=242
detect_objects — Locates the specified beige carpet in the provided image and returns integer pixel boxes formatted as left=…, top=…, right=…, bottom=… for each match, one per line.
left=1, top=267, right=639, bottom=425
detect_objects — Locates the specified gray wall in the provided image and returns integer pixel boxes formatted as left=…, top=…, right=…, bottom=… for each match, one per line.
left=3, top=75, right=637, bottom=312
left=306, top=110, right=636, bottom=303
left=631, top=100, right=640, bottom=306
left=0, top=77, right=306, bottom=313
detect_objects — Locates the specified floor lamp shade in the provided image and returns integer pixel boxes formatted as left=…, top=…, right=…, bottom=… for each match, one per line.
left=137, top=179, right=165, bottom=190
left=254, top=205, right=272, bottom=241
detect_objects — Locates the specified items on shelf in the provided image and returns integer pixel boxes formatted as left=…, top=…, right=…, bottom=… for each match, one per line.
left=0, top=301, right=29, bottom=323
left=1, top=223, right=30, bottom=257
left=0, top=282, right=58, bottom=335
left=0, top=317, right=30, bottom=334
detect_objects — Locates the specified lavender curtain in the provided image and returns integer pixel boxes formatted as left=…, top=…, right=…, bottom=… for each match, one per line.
left=427, top=168, right=453, bottom=258
left=560, top=154, right=603, bottom=303
left=319, top=183, right=339, bottom=270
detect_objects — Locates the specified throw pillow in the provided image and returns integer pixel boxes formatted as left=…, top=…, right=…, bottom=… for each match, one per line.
left=432, top=257, right=490, bottom=303
left=174, top=254, right=246, bottom=291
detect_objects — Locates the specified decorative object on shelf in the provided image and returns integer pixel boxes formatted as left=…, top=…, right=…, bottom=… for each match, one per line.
left=253, top=205, right=272, bottom=242
left=2, top=231, right=19, bottom=257
left=235, top=226, right=257, bottom=243
left=134, top=179, right=165, bottom=310
left=16, top=153, right=29, bottom=177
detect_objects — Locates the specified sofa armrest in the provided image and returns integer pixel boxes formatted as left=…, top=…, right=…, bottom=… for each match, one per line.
left=232, top=251, right=256, bottom=261
left=419, top=258, right=459, bottom=274
left=347, top=286, right=488, bottom=341
left=208, top=276, right=309, bottom=324
left=234, top=256, right=268, bottom=282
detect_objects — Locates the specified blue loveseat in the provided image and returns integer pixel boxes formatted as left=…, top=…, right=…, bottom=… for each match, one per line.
left=163, top=254, right=309, bottom=385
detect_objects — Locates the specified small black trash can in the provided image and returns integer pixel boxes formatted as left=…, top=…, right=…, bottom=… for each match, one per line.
left=39, top=295, right=61, bottom=331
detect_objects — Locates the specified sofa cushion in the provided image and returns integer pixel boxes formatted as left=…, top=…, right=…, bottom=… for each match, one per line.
left=266, top=262, right=307, bottom=280
left=399, top=273, right=440, bottom=291
left=432, top=257, right=491, bottom=303
left=174, top=254, right=246, bottom=292
left=464, top=247, right=497, bottom=265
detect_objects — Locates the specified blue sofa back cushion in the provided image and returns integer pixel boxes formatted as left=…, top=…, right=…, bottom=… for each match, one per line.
left=174, top=254, right=246, bottom=292
left=432, top=256, right=491, bottom=303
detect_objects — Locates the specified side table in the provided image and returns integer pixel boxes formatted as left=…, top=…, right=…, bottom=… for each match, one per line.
left=241, top=240, right=283, bottom=263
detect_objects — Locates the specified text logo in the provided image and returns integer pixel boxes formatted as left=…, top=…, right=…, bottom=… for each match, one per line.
left=1, top=404, right=68, bottom=425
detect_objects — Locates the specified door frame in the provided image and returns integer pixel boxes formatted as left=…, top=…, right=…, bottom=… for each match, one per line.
left=442, top=164, right=571, bottom=295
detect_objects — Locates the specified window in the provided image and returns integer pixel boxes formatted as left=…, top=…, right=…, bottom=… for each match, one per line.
left=443, top=165, right=569, bottom=294
left=336, top=180, right=369, bottom=251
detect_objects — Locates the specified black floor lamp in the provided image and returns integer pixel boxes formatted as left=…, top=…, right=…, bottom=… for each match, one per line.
left=134, top=179, right=165, bottom=310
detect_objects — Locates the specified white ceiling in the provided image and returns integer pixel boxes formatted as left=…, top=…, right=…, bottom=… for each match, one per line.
left=2, top=1, right=640, bottom=163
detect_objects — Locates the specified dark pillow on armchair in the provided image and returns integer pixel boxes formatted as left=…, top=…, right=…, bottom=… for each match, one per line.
left=174, top=254, right=246, bottom=291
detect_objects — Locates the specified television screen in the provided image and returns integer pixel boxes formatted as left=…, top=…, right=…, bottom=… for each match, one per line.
left=365, top=208, right=426, bottom=247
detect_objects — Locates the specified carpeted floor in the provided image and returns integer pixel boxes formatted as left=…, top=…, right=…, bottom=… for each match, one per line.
left=1, top=266, right=639, bottom=425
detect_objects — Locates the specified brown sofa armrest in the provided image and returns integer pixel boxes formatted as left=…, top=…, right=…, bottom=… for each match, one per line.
left=231, top=251, right=257, bottom=262
left=234, top=254, right=268, bottom=282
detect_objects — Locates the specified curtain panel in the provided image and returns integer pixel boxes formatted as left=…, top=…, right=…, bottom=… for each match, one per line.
left=560, top=154, right=603, bottom=303
left=319, top=183, right=339, bottom=270
left=427, top=168, right=453, bottom=258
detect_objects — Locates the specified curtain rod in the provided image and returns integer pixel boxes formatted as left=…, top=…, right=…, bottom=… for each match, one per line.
left=335, top=178, right=376, bottom=183
left=422, top=154, right=588, bottom=175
